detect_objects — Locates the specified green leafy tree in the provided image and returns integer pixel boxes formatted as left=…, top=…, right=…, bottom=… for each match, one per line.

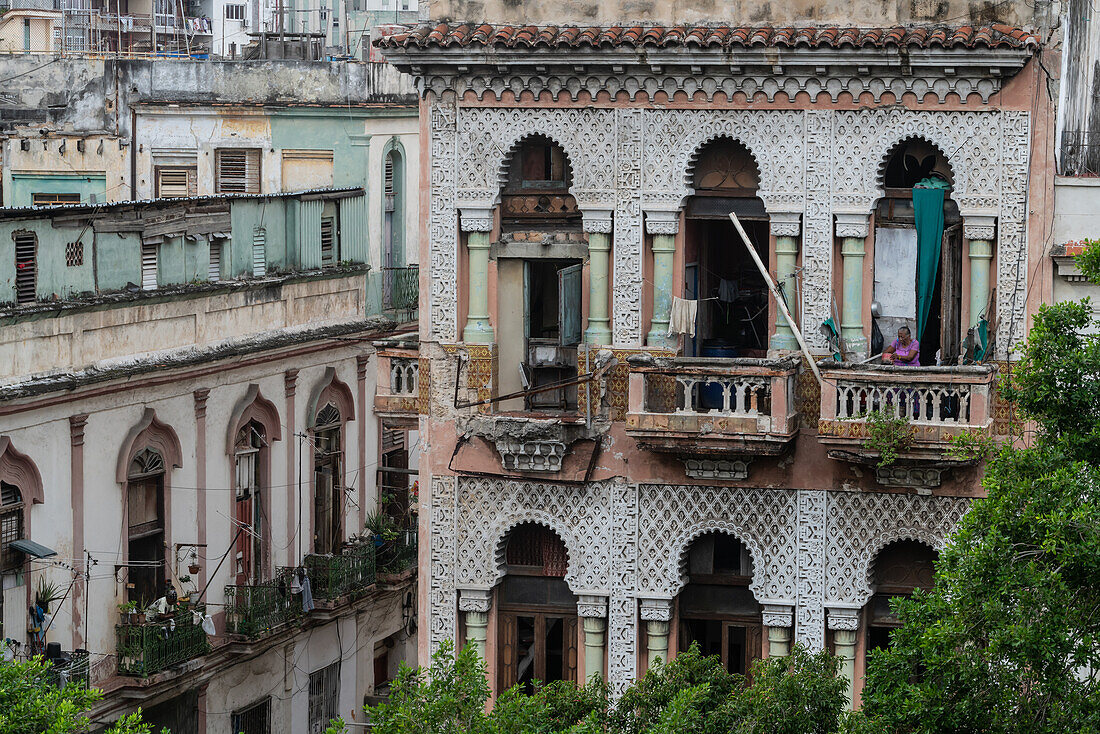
left=858, top=299, right=1100, bottom=733
left=0, top=657, right=157, bottom=734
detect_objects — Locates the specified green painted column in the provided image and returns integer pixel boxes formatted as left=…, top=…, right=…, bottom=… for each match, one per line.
left=645, top=213, right=679, bottom=348
left=966, top=219, right=995, bottom=327
left=578, top=595, right=609, bottom=682
left=584, top=219, right=613, bottom=345
left=461, top=212, right=494, bottom=344
left=764, top=605, right=794, bottom=659
left=460, top=590, right=492, bottom=665
left=770, top=214, right=801, bottom=350
left=641, top=599, right=673, bottom=670
left=835, top=629, right=858, bottom=709
left=837, top=214, right=870, bottom=356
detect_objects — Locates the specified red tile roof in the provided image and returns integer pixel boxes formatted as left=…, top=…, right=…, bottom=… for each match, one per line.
left=378, top=23, right=1039, bottom=50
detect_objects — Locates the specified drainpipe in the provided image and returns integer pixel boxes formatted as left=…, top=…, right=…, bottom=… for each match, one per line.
left=130, top=106, right=137, bottom=200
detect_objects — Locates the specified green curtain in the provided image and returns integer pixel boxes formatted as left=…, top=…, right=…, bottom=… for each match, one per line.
left=913, top=183, right=946, bottom=341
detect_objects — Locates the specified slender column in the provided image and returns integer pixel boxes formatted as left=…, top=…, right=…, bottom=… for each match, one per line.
left=828, top=608, right=861, bottom=710
left=578, top=595, right=609, bottom=682
left=69, top=414, right=87, bottom=651
left=356, top=355, right=369, bottom=533
left=640, top=598, right=673, bottom=670
left=964, top=217, right=996, bottom=327
left=583, top=212, right=613, bottom=345
left=836, top=214, right=870, bottom=357
left=764, top=604, right=794, bottom=658
left=645, top=212, right=679, bottom=349
left=459, top=589, right=492, bottom=664
left=770, top=214, right=801, bottom=351
left=194, top=389, right=209, bottom=592
left=461, top=209, right=494, bottom=344
left=284, top=369, right=298, bottom=566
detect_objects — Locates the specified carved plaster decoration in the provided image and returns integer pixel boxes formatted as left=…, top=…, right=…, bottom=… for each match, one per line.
left=963, top=214, right=998, bottom=241
left=644, top=210, right=681, bottom=235
left=608, top=480, right=640, bottom=694
left=639, top=598, right=674, bottom=622
left=429, top=475, right=458, bottom=653
left=682, top=458, right=750, bottom=480
left=636, top=485, right=799, bottom=605
left=770, top=212, right=801, bottom=238
left=834, top=213, right=871, bottom=239
left=762, top=604, right=795, bottom=628
left=583, top=210, right=614, bottom=234
left=875, top=465, right=943, bottom=488
left=796, top=489, right=827, bottom=650
left=495, top=438, right=567, bottom=473
left=577, top=594, right=610, bottom=618
left=459, top=208, right=494, bottom=233
left=826, top=607, right=861, bottom=631
left=457, top=588, right=493, bottom=613
left=428, top=101, right=458, bottom=341
left=825, top=491, right=971, bottom=609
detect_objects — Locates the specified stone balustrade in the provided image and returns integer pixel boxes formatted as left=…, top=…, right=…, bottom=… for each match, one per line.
left=373, top=340, right=419, bottom=417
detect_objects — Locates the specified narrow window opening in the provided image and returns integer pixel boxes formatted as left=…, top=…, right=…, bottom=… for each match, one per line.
left=14, top=232, right=36, bottom=305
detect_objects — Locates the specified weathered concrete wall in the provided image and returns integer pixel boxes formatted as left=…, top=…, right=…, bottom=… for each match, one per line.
left=1059, top=0, right=1100, bottom=174
left=426, top=0, right=1052, bottom=27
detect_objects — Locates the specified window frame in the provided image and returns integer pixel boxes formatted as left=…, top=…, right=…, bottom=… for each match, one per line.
left=307, top=661, right=341, bottom=734
left=231, top=697, right=271, bottom=734
left=223, top=2, right=246, bottom=20
left=215, top=148, right=262, bottom=195
left=0, top=482, right=25, bottom=573
left=13, top=231, right=37, bottom=305
left=155, top=166, right=196, bottom=199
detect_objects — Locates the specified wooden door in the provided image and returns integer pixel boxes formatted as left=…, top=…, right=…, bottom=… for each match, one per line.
left=940, top=224, right=963, bottom=363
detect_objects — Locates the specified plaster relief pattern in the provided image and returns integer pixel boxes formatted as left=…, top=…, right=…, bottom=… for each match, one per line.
left=796, top=489, right=827, bottom=650
left=429, top=475, right=457, bottom=654
left=428, top=100, right=458, bottom=341
left=635, top=484, right=799, bottom=605
left=608, top=480, right=640, bottom=694
left=825, top=491, right=971, bottom=608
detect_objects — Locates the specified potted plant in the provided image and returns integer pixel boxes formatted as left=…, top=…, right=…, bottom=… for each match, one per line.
left=118, top=600, right=142, bottom=625
left=35, top=577, right=64, bottom=615
left=188, top=562, right=200, bottom=575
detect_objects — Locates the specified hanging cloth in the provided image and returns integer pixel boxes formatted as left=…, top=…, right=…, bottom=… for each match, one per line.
left=913, top=180, right=947, bottom=342
left=300, top=575, right=314, bottom=613
left=667, top=297, right=698, bottom=338
left=718, top=279, right=738, bottom=303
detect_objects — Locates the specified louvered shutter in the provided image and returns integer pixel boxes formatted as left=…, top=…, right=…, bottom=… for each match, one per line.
left=209, top=239, right=221, bottom=281
left=157, top=168, right=192, bottom=198
left=14, top=232, right=36, bottom=305
left=141, top=242, right=158, bottom=290
left=216, top=149, right=261, bottom=194
left=252, top=226, right=266, bottom=276
left=320, top=217, right=335, bottom=264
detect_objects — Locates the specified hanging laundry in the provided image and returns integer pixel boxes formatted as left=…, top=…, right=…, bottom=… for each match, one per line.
left=667, top=297, right=698, bottom=338
left=718, top=279, right=738, bottom=303
left=300, top=574, right=314, bottom=613
left=201, top=614, right=216, bottom=636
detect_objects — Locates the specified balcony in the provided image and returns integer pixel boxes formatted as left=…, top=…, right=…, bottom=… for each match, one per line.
left=303, top=543, right=376, bottom=605
left=376, top=528, right=417, bottom=579
left=374, top=339, right=419, bottom=420
left=116, top=607, right=209, bottom=677
left=381, top=266, right=418, bottom=316
left=224, top=569, right=302, bottom=639
left=817, top=362, right=996, bottom=466
left=625, top=355, right=801, bottom=461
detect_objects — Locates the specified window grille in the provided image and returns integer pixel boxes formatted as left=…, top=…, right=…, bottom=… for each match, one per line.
left=14, top=232, right=36, bottom=304
left=231, top=697, right=271, bottom=734
left=65, top=241, right=84, bottom=267
left=31, top=193, right=80, bottom=206
left=209, top=239, right=221, bottom=282
left=215, top=149, right=261, bottom=194
left=316, top=403, right=341, bottom=429
left=505, top=523, right=568, bottom=577
left=308, top=662, right=340, bottom=734
left=0, top=482, right=24, bottom=573
left=141, top=242, right=158, bottom=291
left=252, top=226, right=267, bottom=277
left=129, top=448, right=165, bottom=478
left=224, top=3, right=245, bottom=19
left=156, top=168, right=194, bottom=198
left=321, top=217, right=336, bottom=264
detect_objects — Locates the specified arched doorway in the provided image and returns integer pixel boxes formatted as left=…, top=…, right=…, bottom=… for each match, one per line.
left=865, top=540, right=938, bottom=652
left=677, top=532, right=762, bottom=676
left=313, top=402, right=344, bottom=555
left=127, top=448, right=167, bottom=604
left=496, top=522, right=578, bottom=692
left=873, top=139, right=962, bottom=363
left=683, top=138, right=770, bottom=360
left=233, top=420, right=268, bottom=585
left=496, top=135, right=584, bottom=411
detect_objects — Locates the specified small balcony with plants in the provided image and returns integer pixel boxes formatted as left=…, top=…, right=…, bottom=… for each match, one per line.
left=115, top=603, right=210, bottom=677
left=301, top=542, right=377, bottom=606
left=816, top=362, right=997, bottom=484
left=624, top=354, right=802, bottom=459
left=224, top=568, right=304, bottom=640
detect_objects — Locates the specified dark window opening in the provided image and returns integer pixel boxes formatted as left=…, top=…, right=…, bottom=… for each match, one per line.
left=866, top=540, right=938, bottom=652
left=502, top=136, right=579, bottom=229
left=14, top=232, right=36, bottom=305
left=231, top=697, right=271, bottom=734
left=308, top=662, right=340, bottom=734
left=523, top=259, right=582, bottom=412
left=234, top=422, right=266, bottom=584
left=126, top=449, right=166, bottom=606
left=1, top=482, right=25, bottom=573
left=313, top=404, right=343, bottom=555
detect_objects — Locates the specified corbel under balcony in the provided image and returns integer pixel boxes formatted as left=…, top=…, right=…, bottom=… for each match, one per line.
left=624, top=354, right=801, bottom=459
left=450, top=413, right=609, bottom=481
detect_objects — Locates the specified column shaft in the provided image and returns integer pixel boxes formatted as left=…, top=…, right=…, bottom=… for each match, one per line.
left=834, top=629, right=858, bottom=710
left=771, top=235, right=800, bottom=350
left=464, top=610, right=489, bottom=663
left=645, top=620, right=670, bottom=670
left=646, top=234, right=676, bottom=348
left=582, top=616, right=607, bottom=683
left=584, top=232, right=612, bottom=345
left=841, top=237, right=867, bottom=354
left=968, top=239, right=993, bottom=327
left=767, top=626, right=792, bottom=658
left=462, top=231, right=494, bottom=343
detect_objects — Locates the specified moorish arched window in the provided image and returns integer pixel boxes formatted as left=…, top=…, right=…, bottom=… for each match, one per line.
left=313, top=403, right=344, bottom=555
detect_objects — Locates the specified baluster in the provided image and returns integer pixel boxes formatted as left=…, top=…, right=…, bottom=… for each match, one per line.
left=720, top=379, right=733, bottom=415
left=930, top=387, right=943, bottom=423
left=960, top=388, right=971, bottom=424
left=747, top=381, right=760, bottom=416
left=674, top=377, right=689, bottom=413
left=837, top=384, right=850, bottom=419
left=409, top=364, right=419, bottom=395
left=390, top=361, right=400, bottom=394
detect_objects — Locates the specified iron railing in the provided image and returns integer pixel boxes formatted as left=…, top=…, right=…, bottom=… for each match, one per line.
left=381, top=265, right=418, bottom=313
left=116, top=608, right=209, bottom=677
left=1060, top=130, right=1100, bottom=176
left=224, top=569, right=302, bottom=638
left=43, top=650, right=90, bottom=688
left=303, top=543, right=376, bottom=601
left=377, top=528, right=418, bottom=575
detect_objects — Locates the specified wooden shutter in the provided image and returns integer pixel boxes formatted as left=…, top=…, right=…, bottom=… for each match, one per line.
left=157, top=168, right=194, bottom=198
left=558, top=263, right=583, bottom=346
left=497, top=612, right=517, bottom=690
left=216, top=149, right=261, bottom=194
left=14, top=232, right=36, bottom=305
left=209, top=239, right=221, bottom=281
left=320, top=217, right=335, bottom=264
left=564, top=616, right=579, bottom=683
left=141, top=242, right=158, bottom=290
left=940, top=224, right=963, bottom=363
left=252, top=227, right=266, bottom=277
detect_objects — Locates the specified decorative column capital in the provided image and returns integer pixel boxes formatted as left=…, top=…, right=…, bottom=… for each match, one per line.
left=356, top=354, right=370, bottom=381
left=459, top=208, right=493, bottom=233
left=762, top=604, right=795, bottom=628
left=582, top=210, right=614, bottom=235
left=457, top=588, right=493, bottom=613
left=577, top=594, right=609, bottom=618
left=639, top=597, right=674, bottom=622
left=69, top=414, right=88, bottom=447
left=644, top=210, right=680, bottom=236
left=826, top=606, right=861, bottom=631
left=770, top=211, right=802, bottom=238
left=962, top=213, right=997, bottom=241
left=193, top=389, right=210, bottom=420
left=284, top=369, right=299, bottom=398
left=834, top=212, right=870, bottom=239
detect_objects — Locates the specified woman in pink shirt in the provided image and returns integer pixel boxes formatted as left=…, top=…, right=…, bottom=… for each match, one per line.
left=883, top=326, right=920, bottom=366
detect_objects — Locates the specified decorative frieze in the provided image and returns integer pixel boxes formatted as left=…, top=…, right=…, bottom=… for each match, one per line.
left=577, top=594, right=610, bottom=618
left=495, top=438, right=567, bottom=473
left=682, top=458, right=750, bottom=480
left=639, top=598, right=674, bottom=622
left=826, top=607, right=861, bottom=631
left=762, top=604, right=795, bottom=628
left=875, top=465, right=944, bottom=489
